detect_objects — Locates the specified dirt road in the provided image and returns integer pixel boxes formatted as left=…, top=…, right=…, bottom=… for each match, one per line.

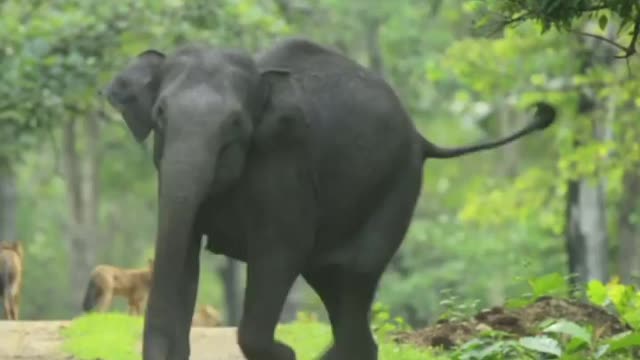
left=0, top=321, right=245, bottom=360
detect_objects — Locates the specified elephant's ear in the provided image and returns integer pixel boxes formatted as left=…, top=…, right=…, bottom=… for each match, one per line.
left=105, top=49, right=165, bottom=142
left=253, top=68, right=308, bottom=148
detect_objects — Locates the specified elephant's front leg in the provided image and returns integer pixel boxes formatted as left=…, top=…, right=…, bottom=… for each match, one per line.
left=236, top=210, right=314, bottom=359
left=170, top=232, right=202, bottom=360
left=237, top=254, right=301, bottom=360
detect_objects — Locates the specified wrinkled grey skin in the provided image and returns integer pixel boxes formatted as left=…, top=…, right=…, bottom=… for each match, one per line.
left=102, top=38, right=555, bottom=360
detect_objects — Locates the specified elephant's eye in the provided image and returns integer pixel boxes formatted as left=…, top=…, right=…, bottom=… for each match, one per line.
left=154, top=103, right=166, bottom=120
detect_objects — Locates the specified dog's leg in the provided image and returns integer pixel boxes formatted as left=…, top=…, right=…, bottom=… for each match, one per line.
left=13, top=296, right=19, bottom=320
left=97, top=290, right=113, bottom=312
left=3, top=295, right=11, bottom=320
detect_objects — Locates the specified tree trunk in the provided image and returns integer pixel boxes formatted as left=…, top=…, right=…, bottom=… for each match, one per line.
left=0, top=157, right=17, bottom=241
left=618, top=169, right=640, bottom=284
left=85, top=113, right=102, bottom=256
left=564, top=21, right=617, bottom=291
left=565, top=92, right=612, bottom=293
left=578, top=177, right=609, bottom=282
left=62, top=116, right=101, bottom=311
left=219, top=258, right=241, bottom=325
left=565, top=90, right=610, bottom=290
left=566, top=173, right=586, bottom=291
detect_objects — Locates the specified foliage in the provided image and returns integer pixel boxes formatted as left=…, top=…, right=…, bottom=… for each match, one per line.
left=484, top=1, right=638, bottom=30
left=472, top=0, right=640, bottom=59
left=449, top=273, right=640, bottom=359
left=588, top=278, right=640, bottom=329
left=453, top=319, right=640, bottom=359
left=371, top=302, right=413, bottom=337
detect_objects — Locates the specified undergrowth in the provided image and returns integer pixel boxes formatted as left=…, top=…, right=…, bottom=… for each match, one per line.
left=61, top=274, right=640, bottom=360
left=62, top=310, right=442, bottom=360
left=433, top=273, right=640, bottom=359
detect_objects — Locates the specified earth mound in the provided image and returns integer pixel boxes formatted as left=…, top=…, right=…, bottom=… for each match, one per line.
left=394, top=296, right=632, bottom=349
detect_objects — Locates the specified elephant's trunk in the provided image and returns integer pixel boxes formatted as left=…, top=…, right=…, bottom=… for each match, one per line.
left=143, top=139, right=216, bottom=328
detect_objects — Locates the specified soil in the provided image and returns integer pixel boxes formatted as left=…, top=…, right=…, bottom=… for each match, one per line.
left=393, top=296, right=633, bottom=350
left=0, top=321, right=245, bottom=360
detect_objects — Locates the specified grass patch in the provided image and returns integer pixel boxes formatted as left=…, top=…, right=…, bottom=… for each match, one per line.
left=62, top=313, right=442, bottom=360
left=62, top=312, right=143, bottom=360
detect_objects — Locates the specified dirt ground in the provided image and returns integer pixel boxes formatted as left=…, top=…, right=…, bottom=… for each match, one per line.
left=0, top=321, right=245, bottom=360
left=394, top=296, right=633, bottom=349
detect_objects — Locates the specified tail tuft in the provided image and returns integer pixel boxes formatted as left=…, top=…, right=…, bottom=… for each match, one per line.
left=530, top=101, right=556, bottom=130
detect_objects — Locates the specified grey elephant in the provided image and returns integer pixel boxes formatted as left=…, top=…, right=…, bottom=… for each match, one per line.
left=102, top=37, right=555, bottom=360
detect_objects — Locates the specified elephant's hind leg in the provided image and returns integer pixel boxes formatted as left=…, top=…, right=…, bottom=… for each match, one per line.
left=311, top=166, right=423, bottom=360
left=303, top=267, right=381, bottom=360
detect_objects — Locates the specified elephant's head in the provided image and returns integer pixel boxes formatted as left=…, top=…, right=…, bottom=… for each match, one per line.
left=103, top=44, right=303, bottom=194
left=104, top=47, right=307, bottom=357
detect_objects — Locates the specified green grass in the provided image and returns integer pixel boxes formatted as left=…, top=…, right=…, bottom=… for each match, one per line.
left=62, top=313, right=143, bottom=360
left=62, top=313, right=443, bottom=360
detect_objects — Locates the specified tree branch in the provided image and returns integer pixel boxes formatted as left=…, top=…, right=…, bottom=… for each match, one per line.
left=614, top=16, right=640, bottom=58
left=573, top=30, right=629, bottom=52
left=500, top=4, right=610, bottom=27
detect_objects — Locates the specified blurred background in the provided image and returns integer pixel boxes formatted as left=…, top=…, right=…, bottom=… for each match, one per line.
left=1, top=0, right=639, bottom=329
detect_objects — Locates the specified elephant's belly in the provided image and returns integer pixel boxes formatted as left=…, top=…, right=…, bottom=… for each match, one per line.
left=197, top=205, right=248, bottom=261
left=204, top=233, right=247, bottom=262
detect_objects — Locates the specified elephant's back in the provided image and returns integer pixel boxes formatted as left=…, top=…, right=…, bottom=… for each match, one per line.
left=257, top=37, right=421, bottom=156
left=259, top=38, right=425, bottom=238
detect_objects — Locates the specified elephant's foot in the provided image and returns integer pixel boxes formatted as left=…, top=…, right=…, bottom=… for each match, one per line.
left=319, top=344, right=377, bottom=360
left=142, top=330, right=171, bottom=360
left=238, top=338, right=296, bottom=360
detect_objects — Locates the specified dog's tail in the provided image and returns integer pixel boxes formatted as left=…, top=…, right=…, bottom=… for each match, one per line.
left=82, top=275, right=101, bottom=312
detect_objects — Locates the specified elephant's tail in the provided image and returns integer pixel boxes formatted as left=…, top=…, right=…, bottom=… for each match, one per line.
left=82, top=276, right=101, bottom=312
left=420, top=101, right=556, bottom=159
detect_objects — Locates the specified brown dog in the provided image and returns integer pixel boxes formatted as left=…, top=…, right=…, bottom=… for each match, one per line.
left=191, top=304, right=223, bottom=327
left=0, top=241, right=23, bottom=320
left=82, top=259, right=154, bottom=315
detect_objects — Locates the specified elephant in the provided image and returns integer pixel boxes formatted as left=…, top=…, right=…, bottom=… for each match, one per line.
left=102, top=37, right=555, bottom=360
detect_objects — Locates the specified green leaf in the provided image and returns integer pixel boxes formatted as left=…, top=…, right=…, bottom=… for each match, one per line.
left=519, top=336, right=562, bottom=357
left=595, top=344, right=610, bottom=359
left=528, top=273, right=568, bottom=297
left=587, top=280, right=608, bottom=306
left=606, top=331, right=640, bottom=352
left=598, top=14, right=608, bottom=30
left=543, top=320, right=592, bottom=344
left=505, top=297, right=533, bottom=309
left=565, top=336, right=588, bottom=353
